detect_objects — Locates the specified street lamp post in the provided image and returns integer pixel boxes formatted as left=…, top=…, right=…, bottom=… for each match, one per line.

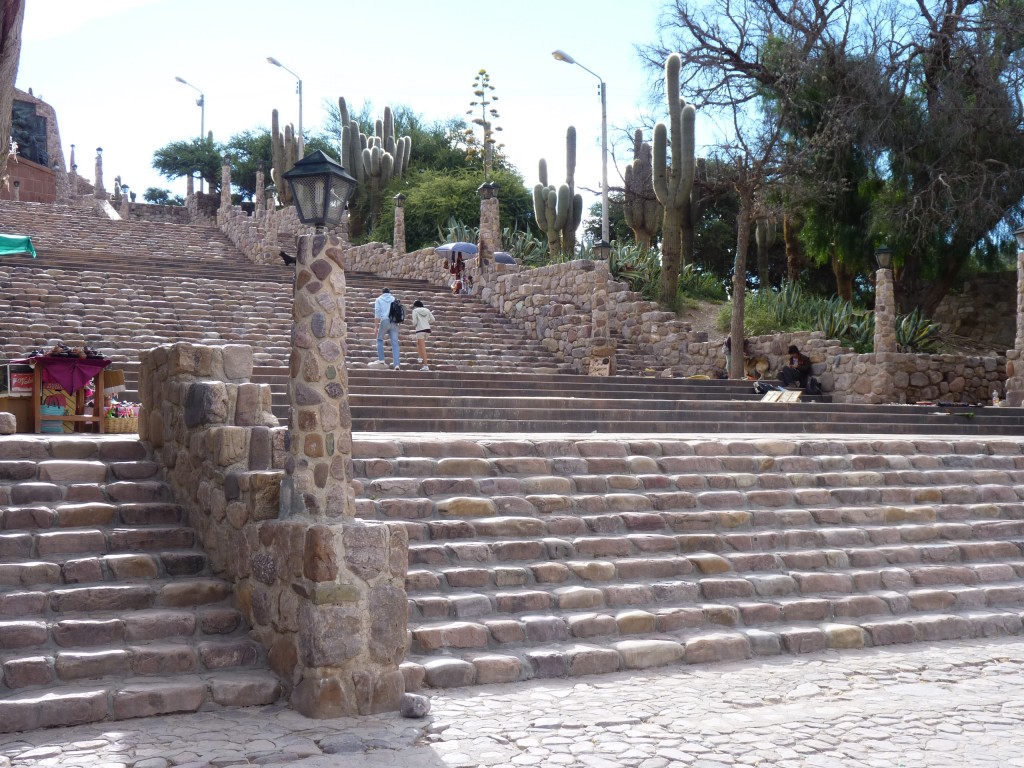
left=174, top=76, right=205, bottom=193
left=552, top=48, right=609, bottom=246
left=267, top=56, right=303, bottom=155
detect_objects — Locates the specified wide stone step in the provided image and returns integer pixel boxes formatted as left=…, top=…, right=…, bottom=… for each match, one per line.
left=400, top=609, right=1024, bottom=689
left=0, top=670, right=280, bottom=732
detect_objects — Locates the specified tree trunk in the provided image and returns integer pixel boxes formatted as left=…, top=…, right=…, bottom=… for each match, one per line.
left=729, top=190, right=752, bottom=379
left=832, top=253, right=854, bottom=302
left=784, top=213, right=802, bottom=284
left=0, top=1, right=25, bottom=189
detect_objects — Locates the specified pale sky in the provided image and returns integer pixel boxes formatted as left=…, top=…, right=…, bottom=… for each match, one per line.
left=17, top=0, right=678, bottom=215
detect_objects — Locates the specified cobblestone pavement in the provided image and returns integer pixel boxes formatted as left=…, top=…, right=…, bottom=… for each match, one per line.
left=4, top=638, right=1024, bottom=768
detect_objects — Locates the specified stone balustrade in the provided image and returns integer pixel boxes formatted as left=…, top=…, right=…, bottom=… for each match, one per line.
left=138, top=338, right=407, bottom=718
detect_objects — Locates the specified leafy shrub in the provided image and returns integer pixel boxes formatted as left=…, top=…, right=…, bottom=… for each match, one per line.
left=678, top=263, right=727, bottom=302
left=608, top=244, right=661, bottom=299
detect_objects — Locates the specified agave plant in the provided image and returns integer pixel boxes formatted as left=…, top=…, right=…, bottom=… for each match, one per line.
left=435, top=217, right=479, bottom=246
left=896, top=306, right=941, bottom=353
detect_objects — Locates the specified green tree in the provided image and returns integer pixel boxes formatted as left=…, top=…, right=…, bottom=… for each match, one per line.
left=223, top=129, right=272, bottom=202
left=371, top=166, right=532, bottom=251
left=143, top=187, right=183, bottom=206
left=152, top=137, right=222, bottom=193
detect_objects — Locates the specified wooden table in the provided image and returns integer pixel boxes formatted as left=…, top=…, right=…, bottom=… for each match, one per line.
left=27, top=356, right=110, bottom=434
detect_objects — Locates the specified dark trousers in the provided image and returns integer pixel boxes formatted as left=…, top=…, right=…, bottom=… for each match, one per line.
left=779, top=367, right=808, bottom=388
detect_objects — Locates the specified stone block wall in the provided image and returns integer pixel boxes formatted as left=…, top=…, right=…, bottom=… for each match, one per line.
left=138, top=340, right=408, bottom=716
left=934, top=272, right=1015, bottom=351
left=829, top=351, right=1005, bottom=404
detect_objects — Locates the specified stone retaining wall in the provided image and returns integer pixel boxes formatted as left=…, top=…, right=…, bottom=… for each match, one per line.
left=829, top=351, right=1005, bottom=404
left=138, top=341, right=407, bottom=716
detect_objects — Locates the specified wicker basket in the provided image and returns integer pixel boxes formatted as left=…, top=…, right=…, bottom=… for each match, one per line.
left=104, top=416, right=138, bottom=434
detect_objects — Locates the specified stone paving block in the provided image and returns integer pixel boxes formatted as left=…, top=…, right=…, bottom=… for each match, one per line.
left=910, top=614, right=973, bottom=641
left=629, top=533, right=679, bottom=552
left=3, top=655, right=55, bottom=688
left=554, top=585, right=604, bottom=610
left=130, top=643, right=200, bottom=675
left=685, top=632, right=752, bottom=664
left=823, top=623, right=867, bottom=649
left=522, top=615, right=569, bottom=643
left=469, top=653, right=522, bottom=684
left=445, top=542, right=492, bottom=562
left=0, top=561, right=61, bottom=587
left=655, top=606, right=704, bottom=632
left=567, top=644, right=621, bottom=677
left=2, top=506, right=55, bottom=530
left=491, top=539, right=546, bottom=561
left=615, top=610, right=657, bottom=634
left=614, top=638, right=685, bottom=669
left=472, top=516, right=546, bottom=538
left=197, top=639, right=261, bottom=669
left=209, top=672, right=281, bottom=707
left=419, top=659, right=475, bottom=688
left=907, top=588, right=957, bottom=611
left=159, top=578, right=232, bottom=608
left=780, top=598, right=830, bottom=622
left=38, top=688, right=110, bottom=728
left=602, top=584, right=653, bottom=607
left=484, top=619, right=526, bottom=644
left=450, top=594, right=493, bottom=619
left=982, top=584, right=1024, bottom=604
left=106, top=553, right=160, bottom=580
left=737, top=602, right=782, bottom=625
left=792, top=572, right=854, bottom=593
left=413, top=597, right=451, bottom=619
left=614, top=557, right=690, bottom=580
left=10, top=482, right=63, bottom=505
left=112, top=681, right=206, bottom=719
left=496, top=590, right=551, bottom=614
left=530, top=562, right=570, bottom=584
left=747, top=574, right=798, bottom=596
left=444, top=567, right=491, bottom=588
left=779, top=627, right=828, bottom=655
left=55, top=649, right=129, bottom=680
left=36, top=529, right=107, bottom=556
left=701, top=577, right=755, bottom=600
left=688, top=553, right=732, bottom=574
left=567, top=561, right=616, bottom=581
left=973, top=564, right=1017, bottom=582
left=525, top=649, right=569, bottom=678
left=963, top=611, right=1023, bottom=638
left=520, top=476, right=572, bottom=495
left=567, top=612, right=618, bottom=639
left=493, top=567, right=530, bottom=587
left=37, top=460, right=107, bottom=483
left=832, top=594, right=890, bottom=618
left=0, top=620, right=48, bottom=649
left=703, top=604, right=740, bottom=626
left=53, top=618, right=125, bottom=648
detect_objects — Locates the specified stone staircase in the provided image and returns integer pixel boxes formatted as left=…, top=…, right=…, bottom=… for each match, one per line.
left=0, top=435, right=280, bottom=732
left=349, top=435, right=1024, bottom=690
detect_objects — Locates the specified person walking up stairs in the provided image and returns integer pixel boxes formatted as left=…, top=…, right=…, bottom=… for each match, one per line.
left=411, top=299, right=436, bottom=371
left=369, top=287, right=402, bottom=370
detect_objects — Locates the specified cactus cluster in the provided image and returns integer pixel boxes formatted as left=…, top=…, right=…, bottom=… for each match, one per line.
left=532, top=127, right=583, bottom=257
left=270, top=109, right=300, bottom=206
left=653, top=53, right=696, bottom=307
left=623, top=129, right=662, bottom=249
left=339, top=97, right=412, bottom=233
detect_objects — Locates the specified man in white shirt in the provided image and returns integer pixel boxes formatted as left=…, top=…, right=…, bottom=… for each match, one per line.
left=368, top=288, right=401, bottom=369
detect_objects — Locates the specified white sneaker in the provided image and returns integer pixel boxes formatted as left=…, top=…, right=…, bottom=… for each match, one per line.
left=420, top=365, right=430, bottom=371
left=417, top=357, right=423, bottom=363
left=367, top=360, right=386, bottom=368
left=394, top=365, right=401, bottom=371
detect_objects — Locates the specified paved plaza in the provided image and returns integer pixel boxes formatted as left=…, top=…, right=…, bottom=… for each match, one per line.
left=3, top=637, right=1024, bottom=768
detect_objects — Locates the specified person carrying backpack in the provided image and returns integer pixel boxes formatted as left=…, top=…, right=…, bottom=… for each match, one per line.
left=369, top=288, right=402, bottom=369
left=411, top=300, right=436, bottom=371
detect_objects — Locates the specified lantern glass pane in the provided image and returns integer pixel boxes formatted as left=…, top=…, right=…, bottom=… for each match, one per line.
left=291, top=175, right=327, bottom=223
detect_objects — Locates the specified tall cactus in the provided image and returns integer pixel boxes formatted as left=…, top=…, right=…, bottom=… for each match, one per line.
left=623, top=129, right=661, bottom=249
left=270, top=108, right=300, bottom=206
left=533, top=127, right=583, bottom=257
left=653, top=53, right=696, bottom=308
left=338, top=97, right=412, bottom=237
left=560, top=127, right=582, bottom=256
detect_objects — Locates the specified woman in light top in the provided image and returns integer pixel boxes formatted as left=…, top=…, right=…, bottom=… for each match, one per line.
left=411, top=300, right=436, bottom=371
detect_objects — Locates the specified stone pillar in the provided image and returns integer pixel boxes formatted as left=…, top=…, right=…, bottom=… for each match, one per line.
left=281, top=233, right=353, bottom=519
left=478, top=183, right=500, bottom=270
left=93, top=148, right=105, bottom=198
left=1015, top=245, right=1024, bottom=351
left=271, top=233, right=408, bottom=718
left=255, top=168, right=266, bottom=217
left=11, top=180, right=19, bottom=201
left=220, top=161, right=232, bottom=212
left=186, top=173, right=194, bottom=199
left=589, top=261, right=616, bottom=376
left=873, top=267, right=896, bottom=354
left=393, top=194, right=406, bottom=255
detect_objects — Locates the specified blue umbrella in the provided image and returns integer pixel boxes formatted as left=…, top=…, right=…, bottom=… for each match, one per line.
left=436, top=242, right=479, bottom=256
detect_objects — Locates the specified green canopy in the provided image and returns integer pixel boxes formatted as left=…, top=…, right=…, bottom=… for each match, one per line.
left=0, top=234, right=36, bottom=257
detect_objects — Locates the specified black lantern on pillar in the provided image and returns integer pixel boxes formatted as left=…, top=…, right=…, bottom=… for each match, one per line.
left=477, top=181, right=499, bottom=200
left=281, top=150, right=357, bottom=230
left=594, top=239, right=612, bottom=261
left=393, top=192, right=406, bottom=208
left=874, top=245, right=893, bottom=269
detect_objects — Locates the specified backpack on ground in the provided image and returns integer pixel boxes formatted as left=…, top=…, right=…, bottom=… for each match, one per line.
left=807, top=377, right=823, bottom=396
left=388, top=299, right=405, bottom=323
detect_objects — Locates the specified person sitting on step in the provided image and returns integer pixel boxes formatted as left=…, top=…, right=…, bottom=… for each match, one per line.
left=777, top=344, right=811, bottom=389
